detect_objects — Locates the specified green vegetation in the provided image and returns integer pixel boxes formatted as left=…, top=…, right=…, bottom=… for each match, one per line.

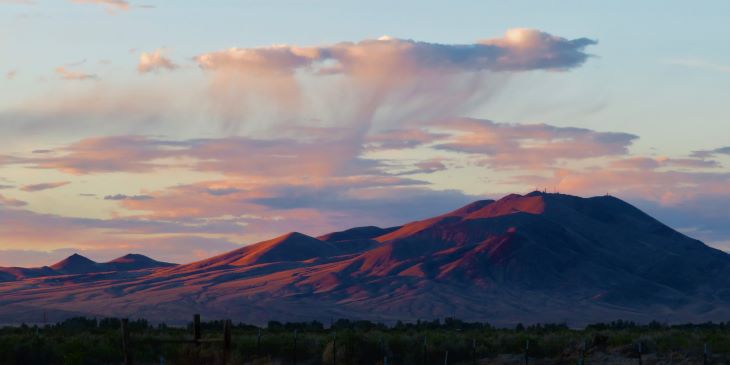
left=0, top=317, right=728, bottom=364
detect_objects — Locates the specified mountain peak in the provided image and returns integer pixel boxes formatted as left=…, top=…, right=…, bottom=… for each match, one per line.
left=108, top=253, right=175, bottom=269
left=50, top=253, right=98, bottom=273
left=109, top=253, right=153, bottom=264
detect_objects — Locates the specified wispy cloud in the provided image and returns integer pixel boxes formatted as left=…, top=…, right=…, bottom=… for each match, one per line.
left=664, top=58, right=730, bottom=73
left=691, top=146, right=730, bottom=159
left=55, top=66, right=98, bottom=81
left=70, top=0, right=129, bottom=12
left=0, top=194, right=27, bottom=207
left=20, top=181, right=70, bottom=192
left=104, top=194, right=154, bottom=201
left=138, top=49, right=178, bottom=73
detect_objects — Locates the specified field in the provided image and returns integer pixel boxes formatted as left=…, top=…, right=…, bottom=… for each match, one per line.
left=0, top=318, right=728, bottom=365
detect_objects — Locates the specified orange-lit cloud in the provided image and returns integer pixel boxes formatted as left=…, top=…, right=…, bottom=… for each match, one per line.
left=0, top=194, right=26, bottom=207
left=55, top=66, right=98, bottom=81
left=70, top=0, right=129, bottom=12
left=138, top=49, right=178, bottom=73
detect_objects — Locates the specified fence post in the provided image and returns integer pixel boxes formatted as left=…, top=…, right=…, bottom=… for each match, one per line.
left=293, top=329, right=298, bottom=365
left=193, top=314, right=201, bottom=345
left=121, top=318, right=132, bottom=365
left=637, top=341, right=642, bottom=365
left=423, top=336, right=428, bottom=365
left=257, top=328, right=261, bottom=358
left=472, top=338, right=476, bottom=365
left=579, top=339, right=586, bottom=365
left=443, top=350, right=448, bottom=365
left=223, top=320, right=231, bottom=365
left=524, top=339, right=529, bottom=365
left=704, top=343, right=708, bottom=365
left=332, top=331, right=337, bottom=365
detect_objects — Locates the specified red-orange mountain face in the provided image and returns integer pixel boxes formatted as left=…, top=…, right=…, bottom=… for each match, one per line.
left=1, top=192, right=729, bottom=325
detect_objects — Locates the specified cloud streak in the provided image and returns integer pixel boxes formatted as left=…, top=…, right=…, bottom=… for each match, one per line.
left=20, top=181, right=70, bottom=192
left=55, top=66, right=98, bottom=81
left=70, top=0, right=129, bottom=12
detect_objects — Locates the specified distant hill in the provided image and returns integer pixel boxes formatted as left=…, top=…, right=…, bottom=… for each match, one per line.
left=0, top=253, right=174, bottom=281
left=0, top=192, right=728, bottom=326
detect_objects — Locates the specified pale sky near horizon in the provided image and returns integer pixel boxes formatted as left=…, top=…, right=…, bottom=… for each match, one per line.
left=0, top=0, right=728, bottom=266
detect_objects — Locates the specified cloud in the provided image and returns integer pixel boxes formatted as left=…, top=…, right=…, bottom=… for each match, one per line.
left=2, top=134, right=378, bottom=177
left=104, top=194, right=154, bottom=201
left=55, top=66, right=98, bottom=81
left=16, top=136, right=179, bottom=174
left=0, top=0, right=35, bottom=4
left=0, top=194, right=26, bottom=207
left=138, top=49, right=178, bottom=73
left=691, top=146, right=730, bottom=159
left=70, top=0, right=129, bottom=12
left=664, top=58, right=730, bottom=73
left=196, top=29, right=596, bottom=75
left=377, top=118, right=637, bottom=169
left=20, top=181, right=70, bottom=192
left=195, top=29, right=596, bottom=134
left=610, top=156, right=720, bottom=170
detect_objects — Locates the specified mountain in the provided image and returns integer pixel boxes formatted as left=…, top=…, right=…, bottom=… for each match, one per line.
left=0, top=192, right=728, bottom=326
left=0, top=253, right=174, bottom=281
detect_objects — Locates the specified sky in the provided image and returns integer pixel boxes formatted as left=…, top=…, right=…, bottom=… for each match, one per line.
left=0, top=0, right=728, bottom=266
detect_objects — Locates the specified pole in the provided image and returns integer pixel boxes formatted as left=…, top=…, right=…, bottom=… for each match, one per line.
left=257, top=328, right=262, bottom=358
left=704, top=343, right=708, bottom=365
left=333, top=331, right=337, bottom=365
left=472, top=339, right=476, bottom=365
left=443, top=350, right=448, bottom=365
left=293, top=329, right=298, bottom=365
left=579, top=339, right=586, bottom=365
left=121, top=318, right=132, bottom=365
left=423, top=336, right=427, bottom=365
left=637, top=342, right=642, bottom=365
left=223, top=320, right=232, bottom=365
left=524, top=339, right=529, bottom=365
left=193, top=314, right=201, bottom=345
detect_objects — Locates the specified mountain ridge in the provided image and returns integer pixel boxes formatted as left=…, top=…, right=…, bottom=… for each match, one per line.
left=0, top=192, right=728, bottom=325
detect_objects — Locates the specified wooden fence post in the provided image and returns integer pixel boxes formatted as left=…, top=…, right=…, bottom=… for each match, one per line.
left=443, top=350, right=448, bottom=365
left=223, top=320, right=231, bottom=365
left=524, top=339, right=529, bottom=365
left=637, top=341, right=643, bottom=365
left=423, top=336, right=427, bottom=365
left=472, top=338, right=476, bottom=365
left=704, top=343, right=708, bottom=365
left=293, top=329, right=298, bottom=365
left=193, top=314, right=201, bottom=345
left=332, top=331, right=337, bottom=365
left=257, top=328, right=261, bottom=358
left=121, top=318, right=132, bottom=365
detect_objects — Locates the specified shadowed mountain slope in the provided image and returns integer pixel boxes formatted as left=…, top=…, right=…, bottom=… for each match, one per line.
left=0, top=192, right=728, bottom=325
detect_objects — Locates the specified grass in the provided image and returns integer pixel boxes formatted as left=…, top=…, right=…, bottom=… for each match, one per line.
left=0, top=318, right=727, bottom=364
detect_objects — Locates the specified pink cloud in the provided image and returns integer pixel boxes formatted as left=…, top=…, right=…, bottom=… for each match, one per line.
left=70, top=0, right=129, bottom=11
left=0, top=194, right=26, bottom=207
left=55, top=66, right=98, bottom=81
left=138, top=49, right=178, bottom=73
left=402, top=118, right=638, bottom=168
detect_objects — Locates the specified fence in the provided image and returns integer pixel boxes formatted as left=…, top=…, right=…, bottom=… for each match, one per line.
left=117, top=318, right=718, bottom=365
left=120, top=315, right=231, bottom=365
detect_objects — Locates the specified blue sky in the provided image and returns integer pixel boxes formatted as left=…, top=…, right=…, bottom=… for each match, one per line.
left=0, top=0, right=728, bottom=265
